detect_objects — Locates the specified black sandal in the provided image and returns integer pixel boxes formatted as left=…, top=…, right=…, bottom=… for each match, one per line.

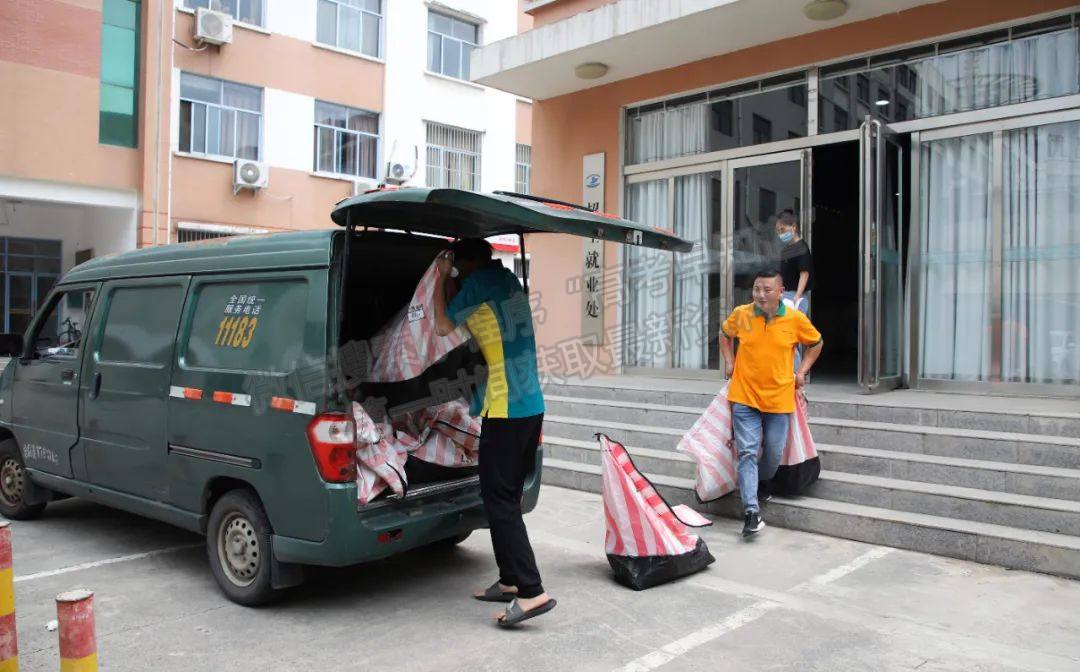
left=496, top=598, right=557, bottom=628
left=474, top=581, right=517, bottom=603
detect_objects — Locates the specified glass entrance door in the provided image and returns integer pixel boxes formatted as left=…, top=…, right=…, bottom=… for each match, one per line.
left=723, top=151, right=809, bottom=313
left=858, top=119, right=904, bottom=392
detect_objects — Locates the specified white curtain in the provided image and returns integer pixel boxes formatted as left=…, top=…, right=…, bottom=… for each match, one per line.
left=624, top=180, right=671, bottom=367
left=919, top=134, right=993, bottom=381
left=626, top=102, right=709, bottom=164
left=1002, top=120, right=1080, bottom=384
left=916, top=29, right=1078, bottom=118
left=672, top=174, right=714, bottom=369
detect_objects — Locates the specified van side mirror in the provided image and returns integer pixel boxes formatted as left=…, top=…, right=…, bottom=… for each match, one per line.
left=0, top=334, right=24, bottom=358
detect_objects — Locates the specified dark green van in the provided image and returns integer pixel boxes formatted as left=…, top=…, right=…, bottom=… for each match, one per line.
left=0, top=189, right=689, bottom=605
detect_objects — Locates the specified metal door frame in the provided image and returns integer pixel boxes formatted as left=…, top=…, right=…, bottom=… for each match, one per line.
left=722, top=149, right=811, bottom=317
left=908, top=106, right=1080, bottom=397
left=858, top=118, right=905, bottom=392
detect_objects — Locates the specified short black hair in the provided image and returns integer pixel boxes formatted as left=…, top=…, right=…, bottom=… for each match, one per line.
left=777, top=209, right=799, bottom=233
left=450, top=237, right=493, bottom=263
left=754, top=268, right=782, bottom=283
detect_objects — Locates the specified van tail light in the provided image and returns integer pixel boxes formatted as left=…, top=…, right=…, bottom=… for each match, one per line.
left=306, top=413, right=357, bottom=483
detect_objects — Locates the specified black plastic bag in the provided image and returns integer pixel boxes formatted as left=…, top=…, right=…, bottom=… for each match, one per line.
left=607, top=538, right=715, bottom=591
left=768, top=456, right=821, bottom=496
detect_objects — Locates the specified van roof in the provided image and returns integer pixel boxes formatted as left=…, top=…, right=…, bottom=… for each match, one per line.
left=61, top=229, right=336, bottom=284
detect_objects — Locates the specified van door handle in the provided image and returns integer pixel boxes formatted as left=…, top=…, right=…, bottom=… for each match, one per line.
left=89, top=372, right=102, bottom=400
left=61, top=369, right=75, bottom=382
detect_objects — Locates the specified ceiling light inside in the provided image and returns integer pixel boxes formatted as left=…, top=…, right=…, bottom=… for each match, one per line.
left=875, top=99, right=890, bottom=106
left=575, top=62, right=609, bottom=80
left=803, top=0, right=848, bottom=21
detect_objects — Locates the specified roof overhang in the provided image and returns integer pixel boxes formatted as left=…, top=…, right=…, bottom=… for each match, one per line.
left=472, top=0, right=944, bottom=100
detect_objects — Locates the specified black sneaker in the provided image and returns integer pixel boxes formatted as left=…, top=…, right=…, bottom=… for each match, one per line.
left=742, top=511, right=765, bottom=537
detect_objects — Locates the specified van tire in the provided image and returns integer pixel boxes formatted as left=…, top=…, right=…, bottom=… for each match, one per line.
left=0, top=440, right=47, bottom=521
left=436, top=531, right=472, bottom=547
left=207, top=490, right=279, bottom=606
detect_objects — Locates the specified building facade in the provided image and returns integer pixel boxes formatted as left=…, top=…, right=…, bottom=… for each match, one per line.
left=474, top=0, right=1080, bottom=397
left=0, top=0, right=533, bottom=335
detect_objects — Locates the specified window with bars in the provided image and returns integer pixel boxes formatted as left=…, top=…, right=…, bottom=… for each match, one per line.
left=177, top=229, right=234, bottom=244
left=317, top=0, right=382, bottom=57
left=426, top=122, right=481, bottom=190
left=184, top=0, right=263, bottom=27
left=515, top=144, right=532, bottom=194
left=178, top=72, right=262, bottom=160
left=427, top=10, right=478, bottom=80
left=314, top=101, right=379, bottom=179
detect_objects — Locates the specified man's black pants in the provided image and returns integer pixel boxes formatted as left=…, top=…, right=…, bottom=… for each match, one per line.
left=478, top=413, right=544, bottom=599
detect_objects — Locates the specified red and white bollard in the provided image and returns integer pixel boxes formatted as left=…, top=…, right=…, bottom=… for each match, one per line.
left=56, top=590, right=95, bottom=672
left=0, top=522, right=16, bottom=672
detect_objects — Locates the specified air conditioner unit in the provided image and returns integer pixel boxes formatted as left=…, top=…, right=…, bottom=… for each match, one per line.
left=352, top=178, right=378, bottom=196
left=233, top=159, right=268, bottom=193
left=386, top=162, right=412, bottom=184
left=196, top=7, right=233, bottom=46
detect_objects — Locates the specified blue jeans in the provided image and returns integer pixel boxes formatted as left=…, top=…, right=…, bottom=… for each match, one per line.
left=732, top=403, right=790, bottom=514
left=782, top=290, right=810, bottom=371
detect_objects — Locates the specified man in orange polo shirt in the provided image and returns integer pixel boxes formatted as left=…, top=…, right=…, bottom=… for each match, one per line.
left=721, top=269, right=823, bottom=537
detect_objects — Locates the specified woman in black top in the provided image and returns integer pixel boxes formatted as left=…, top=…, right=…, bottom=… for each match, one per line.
left=776, top=209, right=812, bottom=315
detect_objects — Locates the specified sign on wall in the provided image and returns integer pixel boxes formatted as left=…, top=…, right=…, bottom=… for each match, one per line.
left=582, top=153, right=605, bottom=343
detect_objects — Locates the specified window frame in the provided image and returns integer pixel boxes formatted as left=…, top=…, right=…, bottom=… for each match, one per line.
left=313, top=100, right=381, bottom=180
left=425, top=122, right=482, bottom=190
left=178, top=72, right=264, bottom=161
left=99, top=0, right=141, bottom=148
left=317, top=0, right=383, bottom=59
left=427, top=9, right=480, bottom=81
left=26, top=286, right=98, bottom=362
left=182, top=0, right=267, bottom=29
left=515, top=143, right=532, bottom=194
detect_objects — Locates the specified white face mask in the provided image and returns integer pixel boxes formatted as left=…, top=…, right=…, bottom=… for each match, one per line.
left=450, top=267, right=460, bottom=278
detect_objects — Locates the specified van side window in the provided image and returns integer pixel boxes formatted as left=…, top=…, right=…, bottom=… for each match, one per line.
left=31, top=289, right=96, bottom=359
left=99, top=285, right=186, bottom=365
left=184, top=280, right=307, bottom=372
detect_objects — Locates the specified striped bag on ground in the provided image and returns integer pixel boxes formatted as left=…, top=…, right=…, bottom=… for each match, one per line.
left=367, top=260, right=471, bottom=383
left=599, top=434, right=715, bottom=590
left=676, top=384, right=821, bottom=502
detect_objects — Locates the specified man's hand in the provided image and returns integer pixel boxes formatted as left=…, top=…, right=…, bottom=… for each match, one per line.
left=795, top=371, right=807, bottom=388
left=436, top=250, right=454, bottom=277
left=724, top=360, right=734, bottom=379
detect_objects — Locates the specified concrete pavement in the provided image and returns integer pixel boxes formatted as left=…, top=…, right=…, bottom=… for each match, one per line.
left=5, top=486, right=1080, bottom=671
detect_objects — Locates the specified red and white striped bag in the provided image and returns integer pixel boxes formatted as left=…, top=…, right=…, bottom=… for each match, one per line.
left=368, top=260, right=471, bottom=383
left=676, top=384, right=820, bottom=502
left=400, top=400, right=481, bottom=468
left=353, top=403, right=410, bottom=505
left=600, top=434, right=714, bottom=590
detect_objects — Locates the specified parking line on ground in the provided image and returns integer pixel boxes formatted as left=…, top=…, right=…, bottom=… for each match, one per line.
left=614, top=546, right=893, bottom=672
left=14, top=543, right=203, bottom=583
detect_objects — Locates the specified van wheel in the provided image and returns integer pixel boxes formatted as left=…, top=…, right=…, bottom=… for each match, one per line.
left=436, top=531, right=472, bottom=548
left=0, top=440, right=46, bottom=521
left=207, top=490, right=279, bottom=606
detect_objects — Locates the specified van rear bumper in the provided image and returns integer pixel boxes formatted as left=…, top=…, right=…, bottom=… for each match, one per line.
left=272, top=451, right=543, bottom=567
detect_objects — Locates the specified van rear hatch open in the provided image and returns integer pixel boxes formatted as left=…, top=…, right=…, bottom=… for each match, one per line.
left=330, top=188, right=693, bottom=253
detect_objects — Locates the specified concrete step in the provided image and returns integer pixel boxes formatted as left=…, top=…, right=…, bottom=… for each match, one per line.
left=543, top=436, right=1080, bottom=535
left=542, top=413, right=1080, bottom=469
left=541, top=458, right=1080, bottom=580
left=543, top=436, right=1080, bottom=502
left=821, top=444, right=1080, bottom=502
left=543, top=385, right=1080, bottom=437
left=808, top=472, right=1080, bottom=537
